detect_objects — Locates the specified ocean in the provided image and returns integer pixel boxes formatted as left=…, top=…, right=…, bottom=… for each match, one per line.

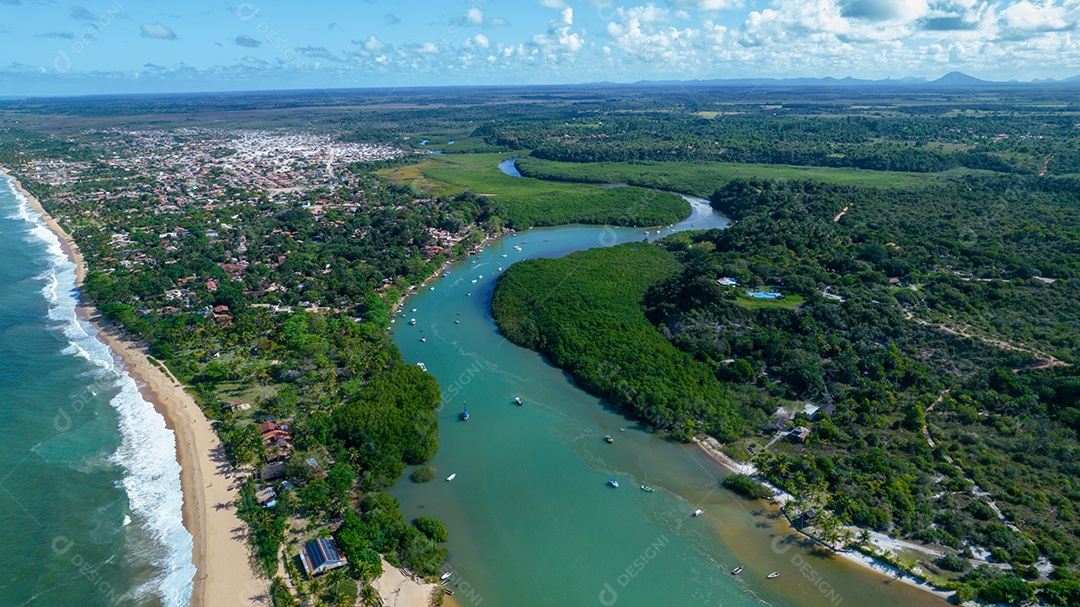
left=0, top=176, right=194, bottom=607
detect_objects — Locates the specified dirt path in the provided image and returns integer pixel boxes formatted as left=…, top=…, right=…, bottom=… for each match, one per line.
left=833, top=205, right=850, bottom=222
left=904, top=311, right=1069, bottom=369
left=1040, top=155, right=1054, bottom=177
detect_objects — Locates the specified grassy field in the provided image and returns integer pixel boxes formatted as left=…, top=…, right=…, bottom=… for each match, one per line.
left=733, top=293, right=805, bottom=310
left=378, top=153, right=691, bottom=229
left=515, top=156, right=991, bottom=197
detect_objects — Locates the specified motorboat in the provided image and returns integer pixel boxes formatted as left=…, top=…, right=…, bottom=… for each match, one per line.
left=641, top=485, right=654, bottom=492
left=732, top=566, right=744, bottom=575
left=460, top=409, right=469, bottom=421
left=410, top=318, right=416, bottom=325
left=417, top=362, right=427, bottom=371
left=605, top=435, right=614, bottom=444
left=420, top=337, right=426, bottom=342
left=446, top=473, right=456, bottom=481
left=767, top=572, right=779, bottom=579
left=608, top=478, right=619, bottom=488
left=515, top=397, right=523, bottom=406
left=440, top=572, right=452, bottom=581
left=693, top=509, right=704, bottom=517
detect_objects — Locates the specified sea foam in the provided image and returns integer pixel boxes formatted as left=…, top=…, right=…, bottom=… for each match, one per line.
left=6, top=176, right=196, bottom=607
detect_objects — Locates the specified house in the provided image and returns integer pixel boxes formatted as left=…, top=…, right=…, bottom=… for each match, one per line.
left=261, top=462, right=287, bottom=481
left=789, top=426, right=811, bottom=443
left=812, top=404, right=836, bottom=419
left=260, top=421, right=293, bottom=460
left=717, top=277, right=738, bottom=287
left=300, top=538, right=347, bottom=576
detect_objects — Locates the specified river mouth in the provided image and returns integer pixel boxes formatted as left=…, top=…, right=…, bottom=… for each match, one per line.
left=387, top=160, right=950, bottom=607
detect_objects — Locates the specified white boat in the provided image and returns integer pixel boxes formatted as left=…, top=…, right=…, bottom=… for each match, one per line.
left=420, top=337, right=426, bottom=342
left=693, top=509, right=704, bottom=517
left=609, top=478, right=619, bottom=488
left=446, top=473, right=456, bottom=481
left=412, top=308, right=417, bottom=312
left=502, top=254, right=508, bottom=258
left=514, top=245, right=522, bottom=251
left=767, top=572, right=779, bottom=579
left=440, top=572, right=452, bottom=581
left=417, top=362, right=427, bottom=371
left=410, top=318, right=416, bottom=325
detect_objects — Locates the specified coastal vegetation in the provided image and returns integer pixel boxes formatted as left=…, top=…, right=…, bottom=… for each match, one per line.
left=492, top=173, right=1080, bottom=603
left=7, top=83, right=1080, bottom=605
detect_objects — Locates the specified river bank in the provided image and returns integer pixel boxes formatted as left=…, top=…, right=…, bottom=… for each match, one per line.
left=2, top=167, right=267, bottom=607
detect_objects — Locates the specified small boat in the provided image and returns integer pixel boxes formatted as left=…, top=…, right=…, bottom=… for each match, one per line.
left=732, top=566, right=744, bottom=575
left=693, top=509, right=704, bottom=517
left=514, top=245, right=522, bottom=251
left=605, top=435, right=614, bottom=444
left=609, top=478, right=619, bottom=488
left=444, top=589, right=455, bottom=596
left=460, top=409, right=469, bottom=421
left=767, top=572, right=779, bottom=579
left=440, top=572, right=452, bottom=581
left=514, top=397, right=523, bottom=406
left=410, top=318, right=416, bottom=325
left=417, top=362, right=427, bottom=371
left=429, top=287, right=435, bottom=291
left=478, top=275, right=483, bottom=279
left=420, top=337, right=426, bottom=343
left=412, top=308, right=417, bottom=313
left=502, top=254, right=508, bottom=258
left=446, top=473, right=456, bottom=482
left=455, top=320, right=460, bottom=324
left=641, top=485, right=654, bottom=492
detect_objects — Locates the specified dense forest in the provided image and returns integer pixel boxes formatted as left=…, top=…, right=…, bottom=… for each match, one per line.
left=493, top=175, right=1080, bottom=605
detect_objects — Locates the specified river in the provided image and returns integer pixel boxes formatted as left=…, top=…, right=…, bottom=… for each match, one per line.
left=388, top=159, right=950, bottom=607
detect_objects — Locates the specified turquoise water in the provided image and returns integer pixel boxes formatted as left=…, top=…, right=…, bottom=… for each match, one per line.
left=390, top=178, right=951, bottom=606
left=0, top=177, right=193, bottom=607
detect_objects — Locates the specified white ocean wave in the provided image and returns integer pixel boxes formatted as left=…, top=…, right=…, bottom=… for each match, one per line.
left=2, top=174, right=196, bottom=607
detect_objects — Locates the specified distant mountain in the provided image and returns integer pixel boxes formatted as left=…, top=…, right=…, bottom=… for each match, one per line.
left=931, top=71, right=988, bottom=86
left=620, top=71, right=1080, bottom=89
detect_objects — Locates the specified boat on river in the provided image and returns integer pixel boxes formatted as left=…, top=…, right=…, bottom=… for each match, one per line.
left=417, top=362, right=427, bottom=371
left=460, top=409, right=469, bottom=421
left=410, top=318, right=416, bottom=325
left=446, top=473, right=456, bottom=482
left=768, top=572, right=780, bottom=579
left=732, top=566, right=744, bottom=575
left=604, top=435, right=614, bottom=444
left=693, top=508, right=704, bottom=517
left=608, top=478, right=619, bottom=488
left=515, top=397, right=522, bottom=406
left=440, top=572, right=452, bottom=581
left=641, top=485, right=654, bottom=492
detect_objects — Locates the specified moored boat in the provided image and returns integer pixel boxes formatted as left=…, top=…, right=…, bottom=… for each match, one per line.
left=460, top=409, right=469, bottom=421
left=608, top=478, right=619, bottom=488
left=604, top=434, right=614, bottom=444
left=515, top=397, right=522, bottom=406
left=732, top=566, right=744, bottom=575
left=641, top=485, right=654, bottom=492
left=440, top=572, right=452, bottom=580
left=417, top=362, right=427, bottom=372
left=692, top=508, right=704, bottom=517
left=767, top=572, right=779, bottom=579
left=446, top=473, right=456, bottom=481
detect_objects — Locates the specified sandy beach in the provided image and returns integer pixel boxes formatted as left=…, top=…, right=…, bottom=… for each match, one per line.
left=3, top=167, right=268, bottom=607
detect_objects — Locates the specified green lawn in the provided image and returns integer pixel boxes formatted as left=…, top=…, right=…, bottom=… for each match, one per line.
left=378, top=153, right=691, bottom=229
left=733, top=293, right=805, bottom=310
left=515, top=157, right=992, bottom=197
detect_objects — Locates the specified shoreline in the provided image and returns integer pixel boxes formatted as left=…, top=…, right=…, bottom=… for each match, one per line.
left=694, top=437, right=958, bottom=603
left=2, top=167, right=267, bottom=607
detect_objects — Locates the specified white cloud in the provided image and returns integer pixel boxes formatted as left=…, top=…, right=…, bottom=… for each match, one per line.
left=363, top=35, right=386, bottom=53
left=473, top=34, right=491, bottom=49
left=667, top=0, right=743, bottom=9
left=540, top=0, right=567, bottom=8
left=465, top=7, right=484, bottom=25
left=141, top=23, right=177, bottom=40
left=1001, top=1, right=1072, bottom=31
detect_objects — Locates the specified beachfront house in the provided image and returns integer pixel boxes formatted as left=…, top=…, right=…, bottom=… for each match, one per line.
left=300, top=538, right=348, bottom=576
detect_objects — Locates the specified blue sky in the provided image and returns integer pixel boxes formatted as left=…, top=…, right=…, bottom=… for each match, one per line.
left=2, top=0, right=1080, bottom=96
